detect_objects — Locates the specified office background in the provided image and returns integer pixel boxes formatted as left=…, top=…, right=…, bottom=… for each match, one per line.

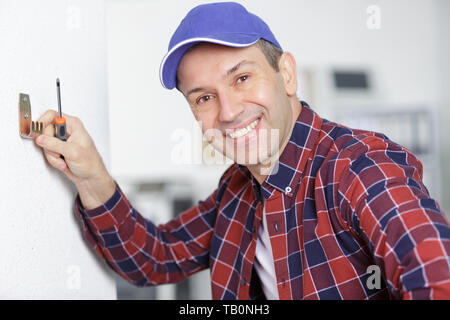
left=105, top=0, right=450, bottom=299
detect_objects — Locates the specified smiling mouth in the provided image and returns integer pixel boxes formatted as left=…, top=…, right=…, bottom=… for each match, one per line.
left=226, top=118, right=261, bottom=139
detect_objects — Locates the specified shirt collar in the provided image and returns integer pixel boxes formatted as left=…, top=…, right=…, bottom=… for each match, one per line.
left=241, top=101, right=323, bottom=199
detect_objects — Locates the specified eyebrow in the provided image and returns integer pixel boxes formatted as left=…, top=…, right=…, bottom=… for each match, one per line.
left=225, top=60, right=256, bottom=78
left=185, top=60, right=256, bottom=98
left=185, top=86, right=205, bottom=98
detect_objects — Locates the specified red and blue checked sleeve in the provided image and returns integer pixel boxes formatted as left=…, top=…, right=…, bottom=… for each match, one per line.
left=74, top=181, right=219, bottom=286
left=336, top=136, right=450, bottom=300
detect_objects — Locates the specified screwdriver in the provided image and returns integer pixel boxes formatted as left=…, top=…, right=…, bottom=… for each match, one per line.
left=55, top=78, right=67, bottom=141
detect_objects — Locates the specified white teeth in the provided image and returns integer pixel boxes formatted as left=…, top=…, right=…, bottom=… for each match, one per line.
left=228, top=118, right=260, bottom=139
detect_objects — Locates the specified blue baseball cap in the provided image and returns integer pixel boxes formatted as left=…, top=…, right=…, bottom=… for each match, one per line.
left=159, top=2, right=282, bottom=90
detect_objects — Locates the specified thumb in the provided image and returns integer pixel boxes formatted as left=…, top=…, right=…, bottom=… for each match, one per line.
left=35, top=135, right=69, bottom=158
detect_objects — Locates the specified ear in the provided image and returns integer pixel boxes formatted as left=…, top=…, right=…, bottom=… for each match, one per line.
left=278, top=52, right=298, bottom=96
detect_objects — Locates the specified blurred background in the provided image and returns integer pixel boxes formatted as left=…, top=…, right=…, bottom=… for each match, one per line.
left=104, top=0, right=450, bottom=299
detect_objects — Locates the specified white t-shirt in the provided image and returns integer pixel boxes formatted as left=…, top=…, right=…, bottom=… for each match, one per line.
left=254, top=203, right=279, bottom=299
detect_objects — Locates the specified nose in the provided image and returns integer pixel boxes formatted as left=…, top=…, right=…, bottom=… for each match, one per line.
left=218, top=91, right=244, bottom=123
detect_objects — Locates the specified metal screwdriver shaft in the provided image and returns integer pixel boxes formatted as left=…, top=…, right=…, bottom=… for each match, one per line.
left=55, top=78, right=67, bottom=141
left=57, top=78, right=62, bottom=118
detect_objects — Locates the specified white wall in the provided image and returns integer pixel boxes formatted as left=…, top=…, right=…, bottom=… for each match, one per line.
left=0, top=0, right=116, bottom=298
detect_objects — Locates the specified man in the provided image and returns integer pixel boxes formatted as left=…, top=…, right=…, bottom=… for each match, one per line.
left=34, top=2, right=449, bottom=299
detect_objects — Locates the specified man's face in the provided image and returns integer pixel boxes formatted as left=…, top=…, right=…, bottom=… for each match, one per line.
left=177, top=43, right=296, bottom=169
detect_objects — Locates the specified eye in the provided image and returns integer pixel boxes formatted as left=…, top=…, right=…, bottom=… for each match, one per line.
left=236, top=75, right=249, bottom=84
left=196, top=94, right=213, bottom=105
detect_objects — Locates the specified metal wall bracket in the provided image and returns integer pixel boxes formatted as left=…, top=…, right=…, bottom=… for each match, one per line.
left=19, top=93, right=43, bottom=138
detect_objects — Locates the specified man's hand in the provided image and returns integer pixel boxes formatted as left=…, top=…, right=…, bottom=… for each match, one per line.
left=34, top=110, right=116, bottom=210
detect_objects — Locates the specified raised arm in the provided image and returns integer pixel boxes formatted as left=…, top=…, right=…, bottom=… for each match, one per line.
left=335, top=137, right=450, bottom=299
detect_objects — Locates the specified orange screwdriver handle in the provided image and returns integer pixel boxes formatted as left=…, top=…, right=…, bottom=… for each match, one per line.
left=55, top=116, right=67, bottom=141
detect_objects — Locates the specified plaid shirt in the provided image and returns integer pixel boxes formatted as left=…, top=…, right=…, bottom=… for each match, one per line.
left=75, top=101, right=450, bottom=300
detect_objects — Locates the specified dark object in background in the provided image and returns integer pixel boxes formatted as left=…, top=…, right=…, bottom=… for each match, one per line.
left=333, top=71, right=369, bottom=89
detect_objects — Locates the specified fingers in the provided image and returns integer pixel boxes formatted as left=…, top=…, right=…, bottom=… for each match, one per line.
left=34, top=109, right=96, bottom=181
left=37, top=109, right=84, bottom=137
left=44, top=149, right=61, bottom=159
left=35, top=135, right=70, bottom=158
left=35, top=135, right=71, bottom=172
left=42, top=117, right=55, bottom=138
left=37, top=109, right=57, bottom=126
left=45, top=151, right=68, bottom=171
left=36, top=111, right=67, bottom=160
